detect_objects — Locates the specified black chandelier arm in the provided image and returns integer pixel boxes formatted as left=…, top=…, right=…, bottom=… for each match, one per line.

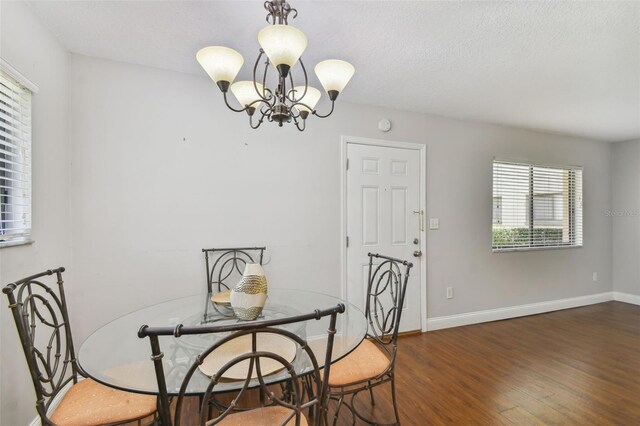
left=285, top=57, right=309, bottom=104
left=223, top=93, right=271, bottom=114
left=290, top=101, right=314, bottom=115
left=253, top=49, right=272, bottom=102
left=286, top=71, right=296, bottom=102
left=289, top=106, right=302, bottom=120
left=249, top=107, right=270, bottom=129
left=312, top=100, right=336, bottom=118
left=299, top=57, right=308, bottom=97
left=291, top=110, right=306, bottom=132
left=249, top=98, right=273, bottom=109
left=261, top=103, right=275, bottom=118
left=249, top=115, right=264, bottom=129
left=294, top=118, right=305, bottom=132
left=222, top=92, right=248, bottom=113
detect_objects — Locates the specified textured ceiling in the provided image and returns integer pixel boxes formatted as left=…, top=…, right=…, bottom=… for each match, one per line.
left=28, top=0, right=640, bottom=142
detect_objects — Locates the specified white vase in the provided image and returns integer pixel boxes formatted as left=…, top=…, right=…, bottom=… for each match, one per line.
left=230, top=263, right=268, bottom=320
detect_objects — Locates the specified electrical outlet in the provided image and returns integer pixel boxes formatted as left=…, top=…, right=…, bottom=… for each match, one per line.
left=592, top=272, right=598, bottom=282
left=446, top=287, right=453, bottom=299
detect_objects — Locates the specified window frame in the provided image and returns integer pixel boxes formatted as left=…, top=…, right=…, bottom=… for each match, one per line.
left=492, top=158, right=583, bottom=253
left=0, top=59, right=38, bottom=248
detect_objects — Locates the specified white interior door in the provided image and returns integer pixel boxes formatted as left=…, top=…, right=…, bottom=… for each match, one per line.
left=345, top=142, right=423, bottom=332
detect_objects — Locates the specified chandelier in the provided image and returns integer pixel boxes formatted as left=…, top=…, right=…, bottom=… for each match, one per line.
left=196, top=0, right=355, bottom=131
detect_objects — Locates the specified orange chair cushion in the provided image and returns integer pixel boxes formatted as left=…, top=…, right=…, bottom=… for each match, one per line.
left=327, top=339, right=391, bottom=387
left=49, top=378, right=156, bottom=426
left=219, top=406, right=307, bottom=426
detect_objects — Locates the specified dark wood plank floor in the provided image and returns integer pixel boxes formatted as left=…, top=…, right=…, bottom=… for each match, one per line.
left=338, top=301, right=640, bottom=425
left=170, top=301, right=640, bottom=425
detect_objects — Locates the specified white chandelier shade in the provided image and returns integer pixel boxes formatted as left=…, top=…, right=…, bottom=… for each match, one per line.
left=314, top=59, right=356, bottom=94
left=231, top=81, right=266, bottom=108
left=289, top=86, right=321, bottom=113
left=196, top=46, right=244, bottom=85
left=258, top=25, right=308, bottom=70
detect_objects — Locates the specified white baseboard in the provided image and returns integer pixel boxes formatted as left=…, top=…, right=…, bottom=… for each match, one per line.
left=613, top=291, right=640, bottom=305
left=426, top=291, right=614, bottom=331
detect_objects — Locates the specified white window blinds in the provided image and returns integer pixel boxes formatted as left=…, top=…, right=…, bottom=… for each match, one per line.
left=0, top=69, right=32, bottom=244
left=492, top=160, right=583, bottom=251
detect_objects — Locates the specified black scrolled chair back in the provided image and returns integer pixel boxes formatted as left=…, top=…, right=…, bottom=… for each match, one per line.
left=365, top=253, right=413, bottom=350
left=2, top=268, right=80, bottom=423
left=203, top=247, right=266, bottom=293
left=139, top=304, right=345, bottom=426
left=185, top=329, right=317, bottom=426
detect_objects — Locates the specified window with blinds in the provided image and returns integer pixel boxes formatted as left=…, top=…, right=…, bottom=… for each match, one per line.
left=492, top=160, right=583, bottom=251
left=1, top=69, right=32, bottom=245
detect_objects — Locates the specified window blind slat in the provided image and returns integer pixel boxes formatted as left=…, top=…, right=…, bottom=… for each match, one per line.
left=0, top=128, right=30, bottom=144
left=0, top=148, right=22, bottom=159
left=0, top=91, right=28, bottom=111
left=0, top=119, right=23, bottom=135
left=1, top=175, right=30, bottom=184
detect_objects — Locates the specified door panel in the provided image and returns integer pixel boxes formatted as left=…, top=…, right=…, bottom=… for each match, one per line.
left=346, top=143, right=423, bottom=332
left=391, top=187, right=408, bottom=245
left=362, top=186, right=380, bottom=246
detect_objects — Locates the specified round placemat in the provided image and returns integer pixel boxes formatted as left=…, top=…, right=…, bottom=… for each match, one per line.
left=198, top=333, right=297, bottom=380
left=211, top=290, right=231, bottom=305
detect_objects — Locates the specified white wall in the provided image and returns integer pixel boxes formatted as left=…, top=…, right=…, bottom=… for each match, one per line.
left=0, top=2, right=72, bottom=425
left=612, top=139, right=640, bottom=296
left=68, top=54, right=613, bottom=343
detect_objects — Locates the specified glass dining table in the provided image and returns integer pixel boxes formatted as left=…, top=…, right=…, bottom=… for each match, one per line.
left=78, top=289, right=367, bottom=395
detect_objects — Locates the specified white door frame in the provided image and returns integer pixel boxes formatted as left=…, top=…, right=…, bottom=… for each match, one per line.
left=340, top=135, right=428, bottom=332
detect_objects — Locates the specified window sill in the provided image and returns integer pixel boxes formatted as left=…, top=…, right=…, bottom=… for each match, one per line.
left=0, top=239, right=35, bottom=249
left=493, top=245, right=583, bottom=253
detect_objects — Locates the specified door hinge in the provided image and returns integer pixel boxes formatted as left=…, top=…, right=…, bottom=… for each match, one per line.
left=346, top=158, right=349, bottom=171
left=346, top=236, right=349, bottom=247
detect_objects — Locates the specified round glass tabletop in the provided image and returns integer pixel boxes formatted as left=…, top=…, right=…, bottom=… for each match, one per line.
left=78, top=289, right=367, bottom=395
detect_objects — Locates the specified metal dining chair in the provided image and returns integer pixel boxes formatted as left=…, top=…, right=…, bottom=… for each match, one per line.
left=3, top=267, right=158, bottom=426
left=202, top=246, right=266, bottom=293
left=138, top=304, right=345, bottom=426
left=202, top=247, right=267, bottom=322
left=326, top=253, right=413, bottom=425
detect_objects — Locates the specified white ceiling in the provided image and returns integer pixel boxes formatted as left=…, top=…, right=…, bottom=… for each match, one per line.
left=28, top=0, right=640, bottom=142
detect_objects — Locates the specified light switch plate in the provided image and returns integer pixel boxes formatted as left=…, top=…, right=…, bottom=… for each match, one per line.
left=429, top=218, right=439, bottom=230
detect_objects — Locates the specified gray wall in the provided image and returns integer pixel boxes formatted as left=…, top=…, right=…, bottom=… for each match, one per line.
left=67, top=55, right=613, bottom=342
left=612, top=139, right=640, bottom=295
left=0, top=2, right=72, bottom=425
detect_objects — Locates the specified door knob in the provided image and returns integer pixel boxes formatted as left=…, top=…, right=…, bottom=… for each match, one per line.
left=413, top=250, right=422, bottom=258
left=413, top=238, right=419, bottom=245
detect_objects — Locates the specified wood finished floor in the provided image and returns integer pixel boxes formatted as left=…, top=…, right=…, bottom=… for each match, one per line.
left=174, top=301, right=640, bottom=425
left=339, top=301, right=640, bottom=425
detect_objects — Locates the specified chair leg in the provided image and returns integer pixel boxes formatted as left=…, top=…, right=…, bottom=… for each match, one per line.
left=304, top=376, right=316, bottom=420
left=368, top=380, right=376, bottom=406
left=332, top=395, right=344, bottom=426
left=390, top=375, right=400, bottom=425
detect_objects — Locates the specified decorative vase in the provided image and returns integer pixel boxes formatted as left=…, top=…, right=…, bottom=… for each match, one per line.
left=230, top=263, right=268, bottom=320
